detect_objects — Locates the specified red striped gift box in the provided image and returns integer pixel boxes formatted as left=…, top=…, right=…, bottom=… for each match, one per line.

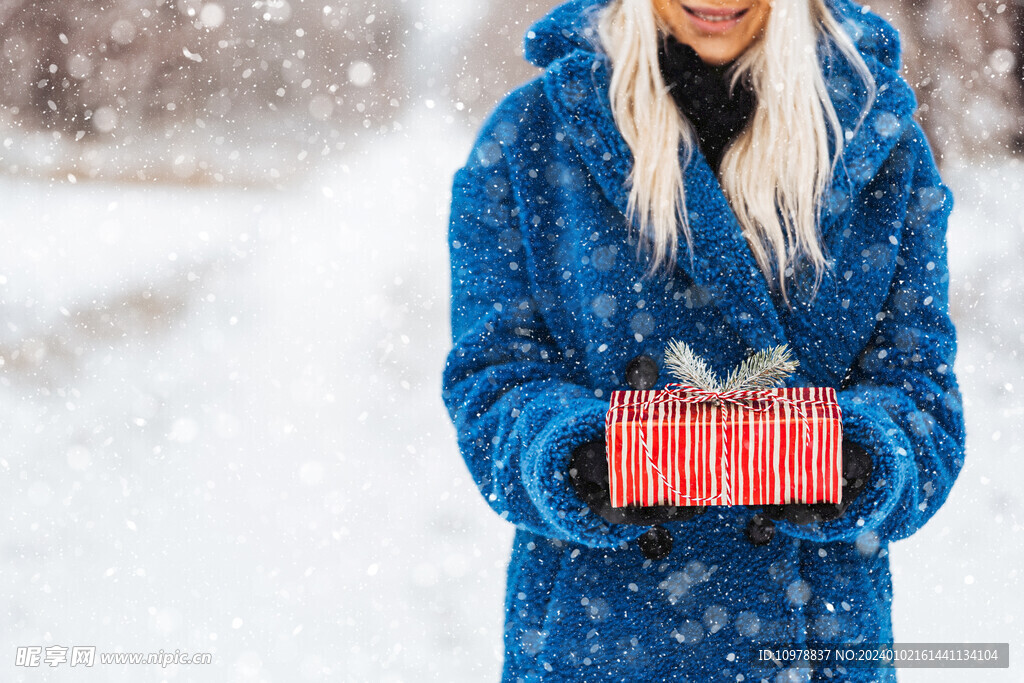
left=604, top=385, right=843, bottom=508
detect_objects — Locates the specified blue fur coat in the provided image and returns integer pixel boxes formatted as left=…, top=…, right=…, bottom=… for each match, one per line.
left=441, top=0, right=965, bottom=680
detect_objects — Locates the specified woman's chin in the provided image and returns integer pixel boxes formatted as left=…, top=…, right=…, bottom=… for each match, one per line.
left=685, top=40, right=746, bottom=65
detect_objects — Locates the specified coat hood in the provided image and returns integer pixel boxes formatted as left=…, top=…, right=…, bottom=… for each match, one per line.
left=523, top=0, right=903, bottom=72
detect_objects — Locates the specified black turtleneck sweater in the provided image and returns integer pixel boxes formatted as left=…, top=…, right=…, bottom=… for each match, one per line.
left=657, top=34, right=757, bottom=172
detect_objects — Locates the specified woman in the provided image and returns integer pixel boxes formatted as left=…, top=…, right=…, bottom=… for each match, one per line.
left=441, top=0, right=965, bottom=679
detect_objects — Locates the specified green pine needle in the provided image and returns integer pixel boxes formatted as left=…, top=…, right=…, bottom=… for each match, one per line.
left=722, top=344, right=800, bottom=392
left=663, top=339, right=722, bottom=392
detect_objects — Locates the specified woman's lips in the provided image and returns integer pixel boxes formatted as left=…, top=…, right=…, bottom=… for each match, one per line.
left=681, top=4, right=750, bottom=33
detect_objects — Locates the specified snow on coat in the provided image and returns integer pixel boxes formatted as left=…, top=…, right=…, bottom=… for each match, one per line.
left=441, top=0, right=966, bottom=680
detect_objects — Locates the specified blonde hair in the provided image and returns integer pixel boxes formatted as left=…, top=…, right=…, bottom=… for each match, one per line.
left=595, top=0, right=875, bottom=302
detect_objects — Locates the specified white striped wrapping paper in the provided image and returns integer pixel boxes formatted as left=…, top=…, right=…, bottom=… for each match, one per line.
left=604, top=386, right=843, bottom=507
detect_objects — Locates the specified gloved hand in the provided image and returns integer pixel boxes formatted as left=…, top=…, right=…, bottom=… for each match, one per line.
left=569, top=439, right=707, bottom=561
left=760, top=441, right=873, bottom=525
left=569, top=439, right=707, bottom=525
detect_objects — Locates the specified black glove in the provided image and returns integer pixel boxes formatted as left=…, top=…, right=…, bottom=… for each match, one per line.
left=569, top=438, right=707, bottom=561
left=761, top=441, right=873, bottom=525
left=568, top=439, right=707, bottom=526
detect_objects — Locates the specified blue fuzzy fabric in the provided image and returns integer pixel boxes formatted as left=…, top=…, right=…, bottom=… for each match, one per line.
left=441, top=0, right=966, bottom=680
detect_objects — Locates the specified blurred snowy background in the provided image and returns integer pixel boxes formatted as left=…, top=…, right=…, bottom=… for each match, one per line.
left=0, top=0, right=1021, bottom=681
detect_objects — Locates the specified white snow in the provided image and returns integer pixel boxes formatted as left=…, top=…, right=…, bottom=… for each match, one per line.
left=1, top=109, right=1021, bottom=681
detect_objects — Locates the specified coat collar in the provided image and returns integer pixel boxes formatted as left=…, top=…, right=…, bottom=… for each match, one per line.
left=532, top=0, right=917, bottom=386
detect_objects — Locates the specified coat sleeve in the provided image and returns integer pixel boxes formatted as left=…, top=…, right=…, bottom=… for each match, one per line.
left=440, top=121, right=647, bottom=549
left=777, top=122, right=966, bottom=545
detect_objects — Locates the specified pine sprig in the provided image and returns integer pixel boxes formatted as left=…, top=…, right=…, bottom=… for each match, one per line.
left=663, top=339, right=722, bottom=392
left=722, top=344, right=799, bottom=392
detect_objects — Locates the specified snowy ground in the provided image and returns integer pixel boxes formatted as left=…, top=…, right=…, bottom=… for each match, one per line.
left=1, top=109, right=1021, bottom=682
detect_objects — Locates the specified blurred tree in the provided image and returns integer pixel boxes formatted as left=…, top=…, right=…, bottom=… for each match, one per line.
left=0, top=0, right=407, bottom=180
left=442, top=1, right=562, bottom=130
left=872, top=0, right=1024, bottom=159
left=1014, top=0, right=1024, bottom=151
